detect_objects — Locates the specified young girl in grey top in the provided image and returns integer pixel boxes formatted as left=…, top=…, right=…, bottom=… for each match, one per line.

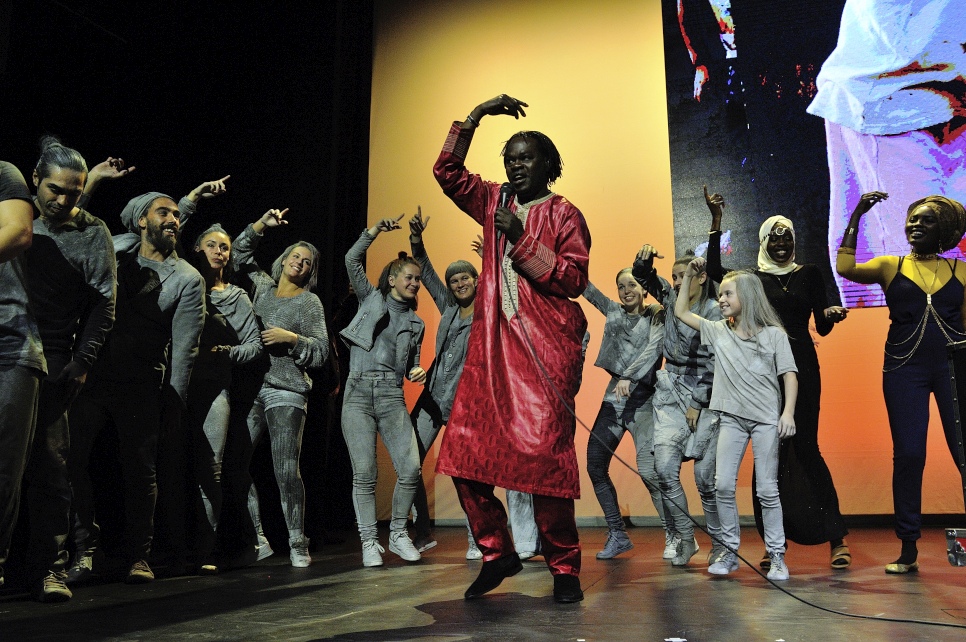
left=581, top=268, right=667, bottom=561
left=187, top=224, right=263, bottom=573
left=675, top=258, right=797, bottom=581
left=231, top=209, right=329, bottom=568
left=341, top=214, right=426, bottom=568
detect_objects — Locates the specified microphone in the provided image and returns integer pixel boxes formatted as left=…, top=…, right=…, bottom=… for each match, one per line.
left=496, top=182, right=514, bottom=242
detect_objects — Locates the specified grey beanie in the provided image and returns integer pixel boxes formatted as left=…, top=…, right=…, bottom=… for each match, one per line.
left=120, top=192, right=171, bottom=234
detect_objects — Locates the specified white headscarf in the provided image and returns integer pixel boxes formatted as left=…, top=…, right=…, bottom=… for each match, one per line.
left=757, top=215, right=797, bottom=275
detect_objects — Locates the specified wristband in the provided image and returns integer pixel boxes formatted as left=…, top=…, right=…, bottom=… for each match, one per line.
left=466, top=113, right=480, bottom=127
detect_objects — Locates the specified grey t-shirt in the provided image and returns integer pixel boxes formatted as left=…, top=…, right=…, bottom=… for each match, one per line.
left=0, top=161, right=46, bottom=375
left=699, top=318, right=796, bottom=424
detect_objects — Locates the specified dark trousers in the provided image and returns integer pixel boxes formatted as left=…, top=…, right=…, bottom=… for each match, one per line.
left=0, top=365, right=41, bottom=574
left=68, top=383, right=162, bottom=561
left=24, top=375, right=72, bottom=581
left=453, top=477, right=580, bottom=576
left=883, top=342, right=962, bottom=543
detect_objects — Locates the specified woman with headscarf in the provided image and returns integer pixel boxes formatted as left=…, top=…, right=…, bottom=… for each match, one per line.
left=705, top=188, right=851, bottom=570
left=837, top=192, right=966, bottom=574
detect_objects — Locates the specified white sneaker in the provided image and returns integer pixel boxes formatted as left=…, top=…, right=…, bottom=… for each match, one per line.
left=708, top=551, right=740, bottom=575
left=362, top=539, right=385, bottom=567
left=663, top=532, right=681, bottom=560
left=389, top=531, right=421, bottom=562
left=671, top=536, right=700, bottom=567
left=289, top=536, right=311, bottom=567
left=256, top=532, right=274, bottom=561
left=466, top=541, right=483, bottom=560
left=708, top=543, right=728, bottom=566
left=766, top=551, right=789, bottom=581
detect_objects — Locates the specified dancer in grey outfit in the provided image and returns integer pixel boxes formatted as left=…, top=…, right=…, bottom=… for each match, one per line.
left=634, top=246, right=722, bottom=568
left=187, top=223, right=263, bottom=572
left=0, top=161, right=46, bottom=594
left=230, top=208, right=329, bottom=568
left=21, top=141, right=116, bottom=602
left=581, top=270, right=667, bottom=560
left=68, top=189, right=206, bottom=584
left=341, top=214, right=426, bottom=567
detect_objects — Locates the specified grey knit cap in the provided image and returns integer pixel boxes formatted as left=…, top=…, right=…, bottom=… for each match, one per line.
left=119, top=191, right=171, bottom=233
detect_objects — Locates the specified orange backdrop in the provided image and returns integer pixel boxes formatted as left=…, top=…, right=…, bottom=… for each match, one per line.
left=364, top=0, right=963, bottom=523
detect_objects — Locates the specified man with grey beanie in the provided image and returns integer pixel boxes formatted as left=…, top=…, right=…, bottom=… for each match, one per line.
left=67, top=188, right=205, bottom=585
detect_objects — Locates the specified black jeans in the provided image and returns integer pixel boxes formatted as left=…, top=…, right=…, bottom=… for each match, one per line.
left=68, top=382, right=162, bottom=561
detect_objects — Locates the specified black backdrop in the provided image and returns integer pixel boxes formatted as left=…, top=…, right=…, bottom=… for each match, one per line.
left=1, top=0, right=374, bottom=572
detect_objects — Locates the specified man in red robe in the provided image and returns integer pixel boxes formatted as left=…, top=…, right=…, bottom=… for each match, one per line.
left=433, top=94, right=590, bottom=603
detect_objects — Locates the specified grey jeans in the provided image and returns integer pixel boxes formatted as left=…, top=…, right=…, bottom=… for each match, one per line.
left=586, top=382, right=666, bottom=533
left=652, top=372, right=720, bottom=542
left=715, top=413, right=784, bottom=554
left=246, top=386, right=308, bottom=540
left=341, top=372, right=420, bottom=540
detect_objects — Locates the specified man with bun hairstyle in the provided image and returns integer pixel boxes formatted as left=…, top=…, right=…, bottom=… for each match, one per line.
left=19, top=137, right=117, bottom=602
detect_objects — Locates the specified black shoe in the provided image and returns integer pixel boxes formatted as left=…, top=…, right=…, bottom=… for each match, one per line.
left=464, top=553, right=523, bottom=599
left=553, top=574, right=584, bottom=603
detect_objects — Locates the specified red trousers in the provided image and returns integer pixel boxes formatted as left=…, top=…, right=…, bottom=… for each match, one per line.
left=454, top=477, right=581, bottom=576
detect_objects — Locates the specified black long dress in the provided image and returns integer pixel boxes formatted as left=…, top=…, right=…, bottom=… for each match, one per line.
left=707, top=237, right=848, bottom=544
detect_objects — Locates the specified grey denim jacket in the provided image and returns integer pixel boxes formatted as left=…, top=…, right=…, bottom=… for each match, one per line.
left=340, top=231, right=424, bottom=386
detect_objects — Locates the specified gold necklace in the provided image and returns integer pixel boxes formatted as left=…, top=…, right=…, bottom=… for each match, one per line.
left=909, top=255, right=941, bottom=305
left=772, top=272, right=794, bottom=292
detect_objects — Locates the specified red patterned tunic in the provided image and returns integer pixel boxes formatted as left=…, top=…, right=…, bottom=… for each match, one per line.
left=433, top=123, right=590, bottom=499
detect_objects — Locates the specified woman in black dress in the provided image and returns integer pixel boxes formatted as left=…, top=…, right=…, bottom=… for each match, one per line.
left=705, top=187, right=852, bottom=569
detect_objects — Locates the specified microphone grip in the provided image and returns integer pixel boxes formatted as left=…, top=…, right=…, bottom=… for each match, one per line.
left=496, top=183, right=512, bottom=244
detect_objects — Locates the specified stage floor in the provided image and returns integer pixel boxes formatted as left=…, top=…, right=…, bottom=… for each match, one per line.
left=1, top=526, right=964, bottom=641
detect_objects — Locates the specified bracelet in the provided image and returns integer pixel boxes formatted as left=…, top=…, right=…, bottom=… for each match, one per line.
left=836, top=247, right=856, bottom=255
left=466, top=113, right=480, bottom=127
left=844, top=227, right=857, bottom=237
left=708, top=229, right=722, bottom=235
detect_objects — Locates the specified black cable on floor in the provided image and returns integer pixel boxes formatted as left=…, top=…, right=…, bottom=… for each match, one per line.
left=496, top=252, right=966, bottom=631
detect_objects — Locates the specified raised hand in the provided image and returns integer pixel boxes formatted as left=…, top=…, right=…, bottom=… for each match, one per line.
left=852, top=191, right=888, bottom=218
left=686, top=256, right=707, bottom=278
left=469, top=94, right=529, bottom=123
left=89, top=157, right=136, bottom=183
left=188, top=175, right=231, bottom=202
left=471, top=234, right=484, bottom=258
left=259, top=208, right=290, bottom=229
left=369, top=213, right=405, bottom=237
left=83, top=157, right=136, bottom=197
left=704, top=185, right=725, bottom=222
left=636, top=244, right=664, bottom=264
left=408, top=206, right=430, bottom=237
